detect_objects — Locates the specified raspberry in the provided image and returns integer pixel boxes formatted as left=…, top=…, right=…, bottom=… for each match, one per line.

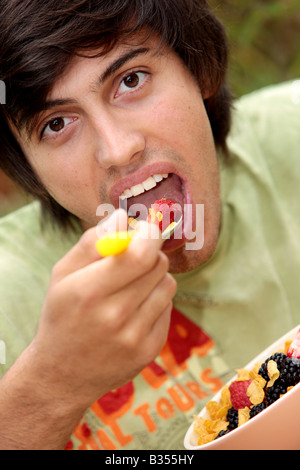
left=229, top=379, right=253, bottom=410
left=287, top=328, right=300, bottom=358
left=147, top=199, right=181, bottom=232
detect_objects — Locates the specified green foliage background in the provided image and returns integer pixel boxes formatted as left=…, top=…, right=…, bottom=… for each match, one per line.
left=211, top=0, right=300, bottom=97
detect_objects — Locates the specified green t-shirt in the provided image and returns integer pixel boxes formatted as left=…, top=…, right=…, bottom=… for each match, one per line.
left=0, top=81, right=299, bottom=450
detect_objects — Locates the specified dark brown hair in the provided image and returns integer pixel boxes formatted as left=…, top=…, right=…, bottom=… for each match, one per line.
left=0, top=0, right=232, bottom=229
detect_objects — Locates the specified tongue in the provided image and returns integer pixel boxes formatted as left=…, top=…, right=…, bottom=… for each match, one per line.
left=125, top=174, right=184, bottom=221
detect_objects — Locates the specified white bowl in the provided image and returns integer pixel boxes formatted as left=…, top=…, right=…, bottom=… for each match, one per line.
left=184, top=325, right=300, bottom=450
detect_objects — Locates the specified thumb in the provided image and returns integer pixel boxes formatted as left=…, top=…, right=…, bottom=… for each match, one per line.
left=96, top=209, right=128, bottom=238
left=51, top=209, right=128, bottom=282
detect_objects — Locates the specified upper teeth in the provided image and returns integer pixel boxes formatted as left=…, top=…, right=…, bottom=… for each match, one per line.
left=120, top=174, right=169, bottom=200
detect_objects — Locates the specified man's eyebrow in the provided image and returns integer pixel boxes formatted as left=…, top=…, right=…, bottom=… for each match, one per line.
left=98, top=47, right=150, bottom=86
left=25, top=99, right=78, bottom=138
left=40, top=48, right=150, bottom=111
left=41, top=98, right=77, bottom=111
left=25, top=47, right=150, bottom=137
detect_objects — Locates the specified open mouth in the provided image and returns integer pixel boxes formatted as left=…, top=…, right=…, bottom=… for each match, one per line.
left=118, top=173, right=185, bottom=224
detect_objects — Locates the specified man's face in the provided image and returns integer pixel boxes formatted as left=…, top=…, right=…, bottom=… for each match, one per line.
left=15, top=36, right=221, bottom=273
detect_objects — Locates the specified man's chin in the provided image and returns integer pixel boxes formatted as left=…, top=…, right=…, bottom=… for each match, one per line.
left=167, top=248, right=202, bottom=274
left=166, top=236, right=218, bottom=274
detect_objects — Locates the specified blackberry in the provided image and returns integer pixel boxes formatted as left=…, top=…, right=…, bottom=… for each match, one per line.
left=226, top=407, right=238, bottom=431
left=258, top=352, right=286, bottom=381
left=281, top=357, right=300, bottom=387
left=258, top=352, right=300, bottom=406
left=265, top=381, right=287, bottom=405
left=249, top=402, right=267, bottom=418
left=215, top=430, right=230, bottom=440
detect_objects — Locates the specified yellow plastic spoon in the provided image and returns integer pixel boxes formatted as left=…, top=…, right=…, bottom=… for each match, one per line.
left=96, top=230, right=135, bottom=257
left=96, top=216, right=183, bottom=258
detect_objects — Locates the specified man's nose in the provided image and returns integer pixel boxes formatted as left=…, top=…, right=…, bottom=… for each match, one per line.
left=92, top=111, right=146, bottom=169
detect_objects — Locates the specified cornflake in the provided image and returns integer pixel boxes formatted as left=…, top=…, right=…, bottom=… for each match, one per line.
left=220, top=386, right=231, bottom=408
left=193, top=415, right=228, bottom=446
left=247, top=379, right=265, bottom=406
left=267, top=360, right=280, bottom=388
left=238, top=407, right=250, bottom=427
left=249, top=368, right=266, bottom=388
left=284, top=341, right=292, bottom=354
left=236, top=368, right=251, bottom=382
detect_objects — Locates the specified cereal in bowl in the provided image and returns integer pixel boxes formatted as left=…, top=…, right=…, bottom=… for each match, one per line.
left=193, top=330, right=300, bottom=446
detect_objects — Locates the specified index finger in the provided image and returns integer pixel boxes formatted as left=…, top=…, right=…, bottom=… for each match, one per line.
left=68, top=221, right=164, bottom=297
left=51, top=209, right=128, bottom=282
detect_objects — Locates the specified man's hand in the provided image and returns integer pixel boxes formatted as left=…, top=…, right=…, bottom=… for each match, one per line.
left=0, top=210, right=176, bottom=449
left=35, top=209, right=176, bottom=405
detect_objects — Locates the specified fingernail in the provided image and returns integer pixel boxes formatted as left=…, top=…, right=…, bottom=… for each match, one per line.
left=134, top=221, right=161, bottom=241
left=96, top=209, right=128, bottom=238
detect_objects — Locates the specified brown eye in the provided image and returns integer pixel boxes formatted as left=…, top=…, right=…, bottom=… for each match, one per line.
left=49, top=118, right=65, bottom=132
left=117, top=71, right=149, bottom=97
left=41, top=116, right=76, bottom=139
left=123, top=73, right=140, bottom=88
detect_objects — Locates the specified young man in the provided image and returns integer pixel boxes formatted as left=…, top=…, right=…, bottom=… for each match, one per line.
left=0, top=0, right=299, bottom=450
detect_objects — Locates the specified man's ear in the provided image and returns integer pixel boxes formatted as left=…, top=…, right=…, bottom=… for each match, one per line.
left=200, top=78, right=220, bottom=101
